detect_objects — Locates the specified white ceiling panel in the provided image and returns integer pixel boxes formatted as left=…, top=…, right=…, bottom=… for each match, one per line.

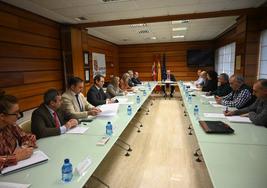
left=1, top=0, right=266, bottom=44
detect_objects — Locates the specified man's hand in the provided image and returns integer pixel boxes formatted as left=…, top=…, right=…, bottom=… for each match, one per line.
left=240, top=113, right=249, bottom=117
left=88, top=107, right=101, bottom=116
left=14, top=147, right=33, bottom=161
left=65, top=119, right=78, bottom=129
left=215, top=96, right=222, bottom=104
left=224, top=111, right=235, bottom=116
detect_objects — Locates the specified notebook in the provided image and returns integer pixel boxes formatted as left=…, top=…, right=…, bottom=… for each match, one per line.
left=1, top=150, right=49, bottom=175
left=199, top=121, right=234, bottom=134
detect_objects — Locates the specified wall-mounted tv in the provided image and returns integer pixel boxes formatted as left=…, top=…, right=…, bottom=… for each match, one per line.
left=187, top=49, right=214, bottom=67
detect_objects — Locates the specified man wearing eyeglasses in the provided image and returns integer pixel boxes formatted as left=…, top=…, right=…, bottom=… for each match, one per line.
left=224, top=79, right=267, bottom=127
left=87, top=74, right=114, bottom=106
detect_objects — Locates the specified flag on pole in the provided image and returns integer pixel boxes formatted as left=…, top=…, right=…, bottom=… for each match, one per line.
left=152, top=61, right=156, bottom=81
left=157, top=60, right=161, bottom=81
left=161, top=53, right=167, bottom=80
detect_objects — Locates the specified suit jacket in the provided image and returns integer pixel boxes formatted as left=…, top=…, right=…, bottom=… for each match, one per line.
left=62, top=89, right=94, bottom=119
left=164, top=74, right=176, bottom=82
left=202, top=79, right=218, bottom=92
left=131, top=77, right=141, bottom=85
left=87, top=85, right=108, bottom=106
left=128, top=79, right=135, bottom=87
left=31, top=104, right=69, bottom=139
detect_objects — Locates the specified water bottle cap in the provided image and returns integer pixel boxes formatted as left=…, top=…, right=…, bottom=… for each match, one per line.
left=64, top=159, right=69, bottom=163
left=195, top=105, right=198, bottom=107
left=128, top=105, right=131, bottom=107
left=108, top=121, right=111, bottom=124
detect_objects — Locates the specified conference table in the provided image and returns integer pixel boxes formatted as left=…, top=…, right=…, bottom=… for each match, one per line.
left=0, top=82, right=158, bottom=188
left=179, top=81, right=267, bottom=188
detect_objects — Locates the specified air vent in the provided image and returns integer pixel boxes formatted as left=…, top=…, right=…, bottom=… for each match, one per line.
left=129, top=23, right=147, bottom=28
left=138, top=30, right=150, bottom=34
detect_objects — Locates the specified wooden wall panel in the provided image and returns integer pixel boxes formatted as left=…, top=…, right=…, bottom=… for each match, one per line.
left=82, top=32, right=119, bottom=92
left=0, top=2, right=63, bottom=111
left=118, top=41, right=214, bottom=81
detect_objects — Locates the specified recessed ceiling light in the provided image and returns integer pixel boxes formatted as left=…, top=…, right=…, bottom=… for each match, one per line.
left=173, top=35, right=184, bottom=38
left=151, top=37, right=157, bottom=40
left=172, top=27, right=187, bottom=31
left=171, top=20, right=189, bottom=24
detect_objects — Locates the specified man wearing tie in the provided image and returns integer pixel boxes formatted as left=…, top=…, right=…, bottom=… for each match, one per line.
left=62, top=77, right=101, bottom=119
left=31, top=89, right=78, bottom=139
left=87, top=74, right=113, bottom=106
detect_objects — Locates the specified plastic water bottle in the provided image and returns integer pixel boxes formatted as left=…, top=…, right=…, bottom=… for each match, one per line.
left=106, top=121, right=113, bottom=136
left=185, top=88, right=189, bottom=98
left=188, top=95, right=192, bottom=104
left=194, top=105, right=199, bottom=119
left=136, top=95, right=140, bottom=104
left=148, top=82, right=151, bottom=90
left=127, top=105, right=132, bottom=115
left=143, top=90, right=147, bottom=96
left=62, top=159, right=73, bottom=183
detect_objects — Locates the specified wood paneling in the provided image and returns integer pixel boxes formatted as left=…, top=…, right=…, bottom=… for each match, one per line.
left=82, top=32, right=119, bottom=92
left=0, top=2, right=63, bottom=111
left=118, top=41, right=214, bottom=81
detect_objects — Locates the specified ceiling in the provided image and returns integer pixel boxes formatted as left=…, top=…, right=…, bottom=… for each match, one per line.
left=1, top=0, right=266, bottom=44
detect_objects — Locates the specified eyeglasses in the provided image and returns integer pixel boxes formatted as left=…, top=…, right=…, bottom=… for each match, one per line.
left=4, top=112, right=22, bottom=119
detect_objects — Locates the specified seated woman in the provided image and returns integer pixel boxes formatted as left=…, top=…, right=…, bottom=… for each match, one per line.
left=0, top=93, right=37, bottom=171
left=106, top=76, right=125, bottom=98
left=120, top=73, right=134, bottom=92
left=202, top=70, right=218, bottom=92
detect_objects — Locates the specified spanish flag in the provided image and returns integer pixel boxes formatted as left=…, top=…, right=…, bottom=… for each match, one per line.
left=157, top=60, right=161, bottom=81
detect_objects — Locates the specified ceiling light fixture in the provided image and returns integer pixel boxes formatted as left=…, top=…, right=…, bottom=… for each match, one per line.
left=151, top=37, right=157, bottom=40
left=74, top=17, right=87, bottom=21
left=130, top=23, right=147, bottom=28
left=173, top=35, right=184, bottom=38
left=172, top=27, right=187, bottom=31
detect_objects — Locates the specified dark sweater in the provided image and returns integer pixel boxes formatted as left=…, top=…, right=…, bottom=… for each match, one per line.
left=210, top=82, right=232, bottom=97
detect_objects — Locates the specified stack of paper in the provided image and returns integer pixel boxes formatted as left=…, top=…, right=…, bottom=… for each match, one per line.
left=203, top=113, right=225, bottom=118
left=226, top=116, right=252, bottom=123
left=98, top=103, right=119, bottom=117
left=1, top=150, right=48, bottom=175
left=66, top=126, right=89, bottom=134
left=201, top=95, right=214, bottom=99
left=0, top=182, right=31, bottom=188
left=75, top=157, right=92, bottom=176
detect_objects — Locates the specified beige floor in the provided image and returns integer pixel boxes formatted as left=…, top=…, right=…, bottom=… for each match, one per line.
left=85, top=94, right=213, bottom=188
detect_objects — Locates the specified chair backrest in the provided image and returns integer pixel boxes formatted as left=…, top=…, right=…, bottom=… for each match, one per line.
left=19, top=120, right=31, bottom=133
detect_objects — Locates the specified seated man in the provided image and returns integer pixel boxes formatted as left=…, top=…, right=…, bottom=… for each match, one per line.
left=207, top=73, right=232, bottom=97
left=106, top=76, right=125, bottom=98
left=62, top=77, right=101, bottom=119
left=0, top=93, right=37, bottom=170
left=132, top=72, right=142, bottom=85
left=194, top=69, right=204, bottom=86
left=31, top=89, right=78, bottom=139
left=162, top=70, right=176, bottom=97
left=215, top=75, right=252, bottom=109
left=128, top=70, right=135, bottom=87
left=202, top=70, right=218, bottom=92
left=224, top=79, right=267, bottom=127
left=196, top=71, right=207, bottom=88
left=87, top=74, right=113, bottom=106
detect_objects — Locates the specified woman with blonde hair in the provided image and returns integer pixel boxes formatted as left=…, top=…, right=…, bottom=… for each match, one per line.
left=106, top=76, right=125, bottom=98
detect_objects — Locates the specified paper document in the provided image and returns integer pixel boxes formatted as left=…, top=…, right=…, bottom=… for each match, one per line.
left=126, top=93, right=135, bottom=96
left=0, top=182, right=31, bottom=188
left=203, top=113, right=225, bottom=118
left=66, top=126, right=88, bottom=134
left=98, top=103, right=119, bottom=116
left=211, top=104, right=224, bottom=108
left=115, top=97, right=132, bottom=105
left=208, top=101, right=217, bottom=104
left=1, top=150, right=48, bottom=175
left=75, top=157, right=92, bottom=176
left=201, top=95, right=214, bottom=99
left=226, top=116, right=252, bottom=123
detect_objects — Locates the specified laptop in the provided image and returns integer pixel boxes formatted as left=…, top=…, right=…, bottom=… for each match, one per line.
left=199, top=121, right=234, bottom=134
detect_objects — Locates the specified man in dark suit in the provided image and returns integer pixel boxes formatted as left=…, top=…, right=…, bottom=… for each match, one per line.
left=162, top=70, right=176, bottom=97
left=31, top=89, right=78, bottom=139
left=87, top=74, right=113, bottom=106
left=132, top=72, right=142, bottom=85
left=128, top=70, right=135, bottom=87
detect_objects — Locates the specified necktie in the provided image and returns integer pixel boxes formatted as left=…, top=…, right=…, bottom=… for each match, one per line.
left=75, top=94, right=83, bottom=111
left=53, top=112, right=60, bottom=128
